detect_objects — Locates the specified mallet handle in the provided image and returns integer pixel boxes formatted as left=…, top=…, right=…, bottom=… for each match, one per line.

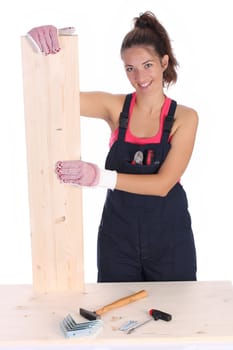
left=95, top=289, right=147, bottom=315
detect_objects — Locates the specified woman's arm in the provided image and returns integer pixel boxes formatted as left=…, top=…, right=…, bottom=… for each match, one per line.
left=80, top=91, right=125, bottom=127
left=116, top=105, right=198, bottom=196
left=56, top=105, right=198, bottom=195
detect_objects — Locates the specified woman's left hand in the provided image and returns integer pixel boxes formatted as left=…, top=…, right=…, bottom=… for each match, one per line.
left=55, top=160, right=100, bottom=187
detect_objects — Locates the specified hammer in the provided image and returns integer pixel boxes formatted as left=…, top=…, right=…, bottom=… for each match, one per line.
left=80, top=289, right=147, bottom=321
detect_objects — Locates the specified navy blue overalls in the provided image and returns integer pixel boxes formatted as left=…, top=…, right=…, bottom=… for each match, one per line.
left=97, top=94, right=197, bottom=282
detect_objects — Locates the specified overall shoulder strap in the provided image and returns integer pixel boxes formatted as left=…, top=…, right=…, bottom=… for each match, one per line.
left=119, top=93, right=133, bottom=129
left=161, top=100, right=177, bottom=143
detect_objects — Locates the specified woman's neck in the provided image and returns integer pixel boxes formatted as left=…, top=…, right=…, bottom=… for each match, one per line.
left=135, top=91, right=166, bottom=115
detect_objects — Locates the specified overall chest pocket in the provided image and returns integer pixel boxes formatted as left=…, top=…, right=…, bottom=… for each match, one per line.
left=121, top=147, right=162, bottom=174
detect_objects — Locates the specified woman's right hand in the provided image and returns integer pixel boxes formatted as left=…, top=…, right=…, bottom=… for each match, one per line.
left=27, top=26, right=75, bottom=55
left=27, top=25, right=60, bottom=55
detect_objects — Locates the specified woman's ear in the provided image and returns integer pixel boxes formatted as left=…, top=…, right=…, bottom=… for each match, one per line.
left=161, top=54, right=169, bottom=70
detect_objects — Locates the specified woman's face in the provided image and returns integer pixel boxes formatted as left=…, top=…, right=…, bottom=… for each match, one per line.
left=121, top=45, right=168, bottom=94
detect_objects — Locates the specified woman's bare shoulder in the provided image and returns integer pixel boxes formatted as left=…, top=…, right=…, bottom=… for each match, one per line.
left=176, top=103, right=198, bottom=121
left=96, top=92, right=128, bottom=126
left=170, top=103, right=198, bottom=137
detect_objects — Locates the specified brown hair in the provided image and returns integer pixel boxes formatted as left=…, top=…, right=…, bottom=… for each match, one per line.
left=121, top=11, right=178, bottom=86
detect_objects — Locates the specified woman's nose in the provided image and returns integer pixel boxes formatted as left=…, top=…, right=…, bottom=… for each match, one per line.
left=134, top=69, right=147, bottom=82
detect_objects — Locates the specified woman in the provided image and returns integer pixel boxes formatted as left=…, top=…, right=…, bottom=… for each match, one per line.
left=28, top=11, right=198, bottom=282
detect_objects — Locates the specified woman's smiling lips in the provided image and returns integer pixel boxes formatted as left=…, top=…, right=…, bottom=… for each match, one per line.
left=137, top=81, right=152, bottom=88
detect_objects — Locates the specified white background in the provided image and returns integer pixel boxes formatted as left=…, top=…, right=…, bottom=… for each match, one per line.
left=0, top=0, right=232, bottom=284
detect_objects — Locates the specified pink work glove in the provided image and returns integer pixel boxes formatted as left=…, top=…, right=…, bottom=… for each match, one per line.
left=55, top=160, right=100, bottom=187
left=27, top=25, right=75, bottom=55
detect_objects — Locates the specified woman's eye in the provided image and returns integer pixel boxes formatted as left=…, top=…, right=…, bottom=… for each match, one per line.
left=145, top=63, right=152, bottom=69
left=126, top=66, right=133, bottom=72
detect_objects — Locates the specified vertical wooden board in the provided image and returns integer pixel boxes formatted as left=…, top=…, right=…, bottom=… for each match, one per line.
left=21, top=36, right=84, bottom=293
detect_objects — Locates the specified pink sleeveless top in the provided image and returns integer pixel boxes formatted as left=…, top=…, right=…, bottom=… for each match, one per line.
left=109, top=93, right=172, bottom=147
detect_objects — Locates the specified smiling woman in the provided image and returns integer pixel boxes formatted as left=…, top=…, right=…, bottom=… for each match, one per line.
left=122, top=46, right=169, bottom=92
left=27, top=10, right=198, bottom=283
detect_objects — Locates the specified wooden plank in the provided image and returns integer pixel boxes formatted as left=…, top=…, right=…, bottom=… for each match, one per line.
left=21, top=35, right=84, bottom=293
left=0, top=281, right=233, bottom=346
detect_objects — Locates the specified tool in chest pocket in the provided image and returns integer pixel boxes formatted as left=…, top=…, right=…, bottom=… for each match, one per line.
left=131, top=149, right=157, bottom=166
left=131, top=151, right=144, bottom=164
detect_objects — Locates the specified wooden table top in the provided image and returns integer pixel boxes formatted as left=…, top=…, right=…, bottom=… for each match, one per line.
left=0, top=281, right=233, bottom=348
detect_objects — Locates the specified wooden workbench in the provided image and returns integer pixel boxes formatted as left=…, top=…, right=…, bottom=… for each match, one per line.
left=0, top=281, right=233, bottom=349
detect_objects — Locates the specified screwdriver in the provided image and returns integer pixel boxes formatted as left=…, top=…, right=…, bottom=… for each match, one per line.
left=126, top=308, right=172, bottom=334
left=146, top=150, right=154, bottom=165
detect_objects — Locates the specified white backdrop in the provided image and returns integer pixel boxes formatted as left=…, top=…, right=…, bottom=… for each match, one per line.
left=0, top=0, right=232, bottom=284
